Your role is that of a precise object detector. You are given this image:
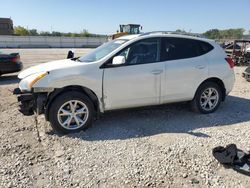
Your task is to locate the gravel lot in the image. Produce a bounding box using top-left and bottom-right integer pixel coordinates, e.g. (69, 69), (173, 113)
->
(0, 49), (250, 187)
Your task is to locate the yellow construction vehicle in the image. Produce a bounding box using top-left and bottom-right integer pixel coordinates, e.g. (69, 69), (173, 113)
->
(111, 24), (142, 40)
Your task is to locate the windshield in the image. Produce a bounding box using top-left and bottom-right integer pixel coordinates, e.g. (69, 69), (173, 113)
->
(79, 39), (128, 62)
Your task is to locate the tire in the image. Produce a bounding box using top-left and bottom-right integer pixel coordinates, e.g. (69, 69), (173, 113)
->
(48, 91), (94, 134)
(191, 82), (222, 114)
(245, 66), (250, 73)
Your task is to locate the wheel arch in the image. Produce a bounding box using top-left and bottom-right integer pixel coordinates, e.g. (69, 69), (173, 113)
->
(195, 77), (226, 101)
(45, 85), (100, 121)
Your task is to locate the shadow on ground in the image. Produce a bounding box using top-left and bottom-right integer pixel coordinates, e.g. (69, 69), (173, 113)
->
(0, 75), (19, 85)
(48, 95), (250, 141)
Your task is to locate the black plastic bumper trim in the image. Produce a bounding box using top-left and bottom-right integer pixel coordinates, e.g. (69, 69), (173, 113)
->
(13, 88), (21, 95)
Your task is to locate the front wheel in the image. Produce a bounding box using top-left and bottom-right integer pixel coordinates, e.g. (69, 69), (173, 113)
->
(191, 82), (222, 114)
(49, 91), (94, 134)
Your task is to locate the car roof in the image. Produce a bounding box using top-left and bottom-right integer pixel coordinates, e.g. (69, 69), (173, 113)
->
(118, 32), (214, 43)
(118, 34), (140, 40)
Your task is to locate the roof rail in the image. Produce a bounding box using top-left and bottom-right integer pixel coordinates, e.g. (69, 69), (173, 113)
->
(140, 31), (206, 38)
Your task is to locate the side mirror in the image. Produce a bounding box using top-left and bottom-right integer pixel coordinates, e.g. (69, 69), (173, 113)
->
(67, 50), (74, 59)
(112, 56), (125, 65)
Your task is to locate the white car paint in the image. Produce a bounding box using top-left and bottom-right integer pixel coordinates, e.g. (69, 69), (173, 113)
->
(18, 59), (82, 79)
(161, 54), (208, 103)
(103, 61), (165, 110)
(18, 33), (235, 113)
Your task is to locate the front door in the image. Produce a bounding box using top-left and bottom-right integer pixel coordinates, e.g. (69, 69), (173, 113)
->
(103, 38), (164, 110)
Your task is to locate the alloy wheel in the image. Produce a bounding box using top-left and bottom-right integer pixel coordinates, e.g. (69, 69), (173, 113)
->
(57, 100), (89, 130)
(200, 88), (219, 111)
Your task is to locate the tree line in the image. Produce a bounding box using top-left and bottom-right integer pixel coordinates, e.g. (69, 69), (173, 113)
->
(203, 28), (245, 39)
(176, 28), (246, 39)
(14, 25), (247, 39)
(14, 26), (105, 37)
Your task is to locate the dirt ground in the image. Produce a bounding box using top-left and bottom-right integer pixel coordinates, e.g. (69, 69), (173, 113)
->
(0, 49), (250, 187)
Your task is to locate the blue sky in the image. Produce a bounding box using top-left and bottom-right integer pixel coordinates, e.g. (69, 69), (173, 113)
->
(1, 0), (250, 34)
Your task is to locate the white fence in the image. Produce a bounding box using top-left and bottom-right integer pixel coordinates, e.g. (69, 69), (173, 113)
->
(0, 35), (108, 48)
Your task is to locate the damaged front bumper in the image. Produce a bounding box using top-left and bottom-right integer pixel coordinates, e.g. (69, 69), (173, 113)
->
(13, 88), (47, 116)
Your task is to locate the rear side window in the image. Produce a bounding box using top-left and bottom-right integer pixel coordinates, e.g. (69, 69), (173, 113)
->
(198, 41), (214, 55)
(161, 37), (214, 61)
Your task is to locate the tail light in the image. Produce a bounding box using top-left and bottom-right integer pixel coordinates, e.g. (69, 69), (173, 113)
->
(11, 56), (20, 63)
(225, 57), (234, 68)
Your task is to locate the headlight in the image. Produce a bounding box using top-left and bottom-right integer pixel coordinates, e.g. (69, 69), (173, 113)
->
(19, 72), (48, 92)
(29, 72), (48, 88)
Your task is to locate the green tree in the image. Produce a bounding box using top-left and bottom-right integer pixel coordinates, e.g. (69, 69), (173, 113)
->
(51, 31), (62, 36)
(203, 29), (220, 39)
(14, 25), (103, 37)
(175, 29), (186, 33)
(204, 28), (244, 39)
(14, 26), (29, 36)
(80, 29), (91, 37)
(63, 32), (72, 37)
(40, 31), (51, 36)
(29, 29), (38, 36)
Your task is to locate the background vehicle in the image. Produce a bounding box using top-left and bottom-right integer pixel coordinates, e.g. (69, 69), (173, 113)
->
(223, 40), (250, 66)
(14, 32), (235, 133)
(111, 24), (142, 39)
(0, 52), (23, 76)
(242, 66), (250, 81)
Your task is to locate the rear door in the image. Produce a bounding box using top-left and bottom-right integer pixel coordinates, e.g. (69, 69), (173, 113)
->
(160, 37), (209, 103)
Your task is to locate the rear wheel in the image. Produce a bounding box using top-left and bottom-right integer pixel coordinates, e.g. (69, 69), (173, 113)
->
(191, 82), (222, 114)
(49, 91), (94, 134)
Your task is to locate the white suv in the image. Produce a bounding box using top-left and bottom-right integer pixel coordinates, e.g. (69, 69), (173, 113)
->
(14, 32), (235, 133)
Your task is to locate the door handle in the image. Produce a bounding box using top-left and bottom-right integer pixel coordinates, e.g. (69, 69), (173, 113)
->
(195, 65), (206, 69)
(151, 70), (163, 75)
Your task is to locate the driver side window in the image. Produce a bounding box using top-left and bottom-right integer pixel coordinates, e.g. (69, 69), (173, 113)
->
(117, 38), (160, 65)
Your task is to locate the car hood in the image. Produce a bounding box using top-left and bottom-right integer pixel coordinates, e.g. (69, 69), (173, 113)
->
(18, 59), (84, 79)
